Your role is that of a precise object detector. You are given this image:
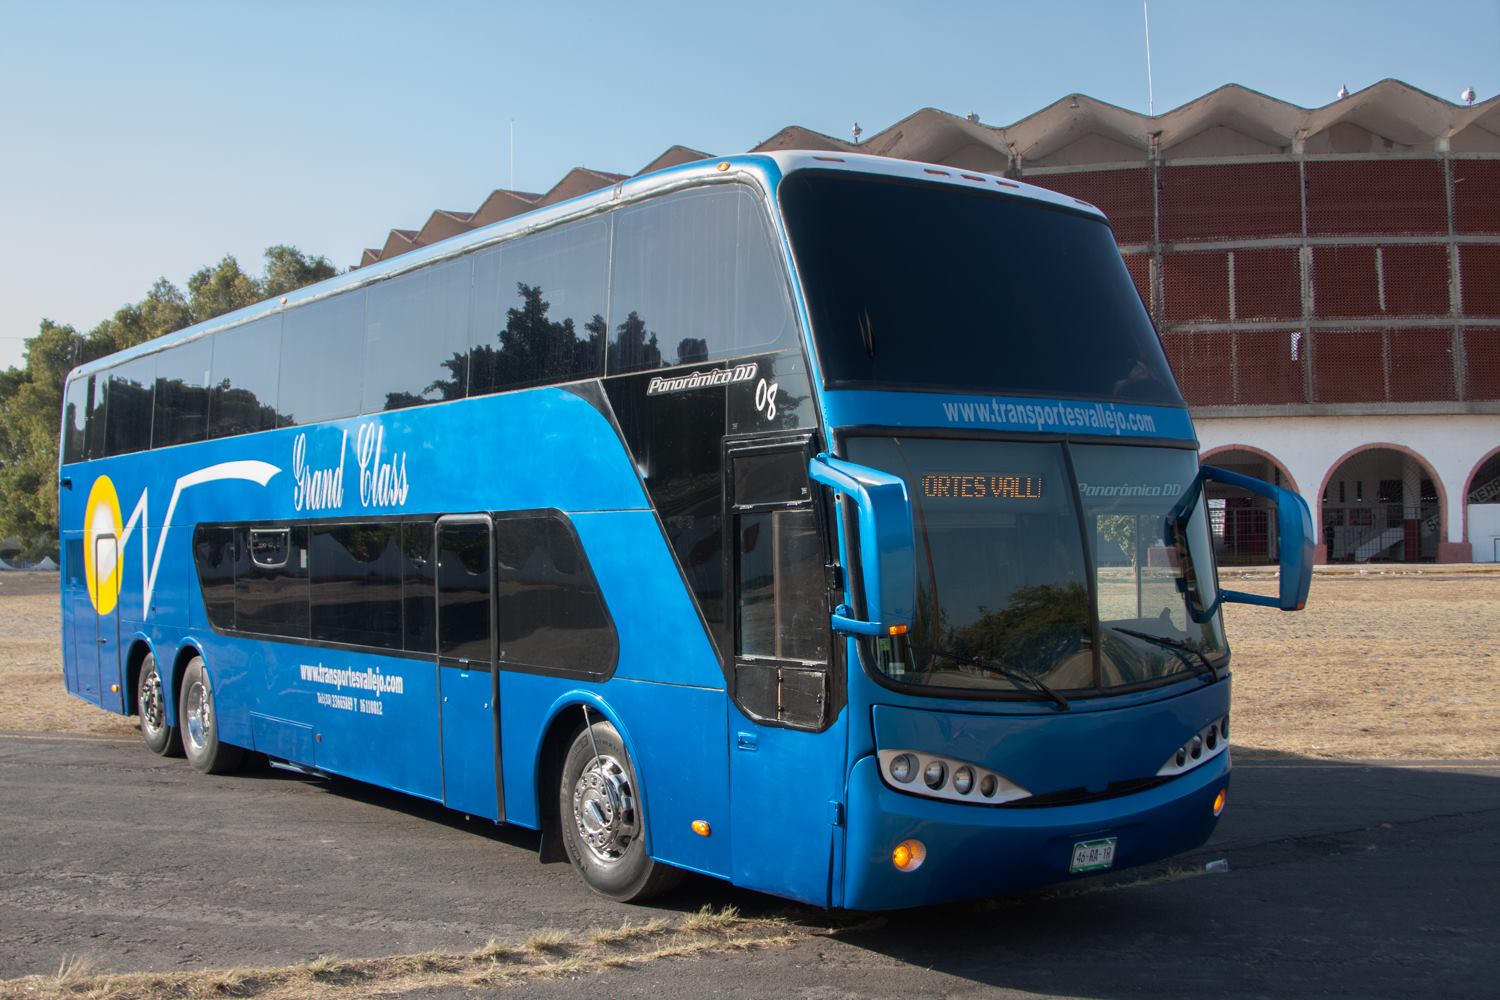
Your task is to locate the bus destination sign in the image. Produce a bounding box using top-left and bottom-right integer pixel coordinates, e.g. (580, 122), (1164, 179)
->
(921, 472), (1044, 500)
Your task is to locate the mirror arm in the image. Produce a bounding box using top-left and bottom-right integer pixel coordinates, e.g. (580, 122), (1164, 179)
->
(1216, 589), (1279, 609)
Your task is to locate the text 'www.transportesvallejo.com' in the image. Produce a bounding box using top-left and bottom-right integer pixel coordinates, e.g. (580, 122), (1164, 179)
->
(300, 663), (404, 716)
(941, 398), (1157, 435)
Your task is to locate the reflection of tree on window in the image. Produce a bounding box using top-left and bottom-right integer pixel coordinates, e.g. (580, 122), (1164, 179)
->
(677, 338), (708, 364)
(390, 283), (607, 407)
(610, 311), (662, 371)
(949, 583), (1090, 677)
(1096, 514), (1137, 567)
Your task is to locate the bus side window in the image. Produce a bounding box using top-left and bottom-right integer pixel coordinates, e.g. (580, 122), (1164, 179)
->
(606, 185), (797, 375)
(153, 337), (212, 448)
(62, 377), (89, 464)
(280, 294), (364, 426)
(234, 525), (309, 638)
(469, 219), (609, 396)
(364, 260), (472, 412)
(436, 520), (492, 663)
(192, 525), (236, 629)
(209, 316), (283, 438)
(401, 520), (436, 653)
(492, 512), (617, 678)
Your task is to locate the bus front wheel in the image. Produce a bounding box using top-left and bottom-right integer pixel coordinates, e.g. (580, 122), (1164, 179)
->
(559, 719), (682, 902)
(136, 652), (181, 757)
(179, 656), (244, 775)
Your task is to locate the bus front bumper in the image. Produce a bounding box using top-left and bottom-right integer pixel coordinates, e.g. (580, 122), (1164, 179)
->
(841, 750), (1229, 911)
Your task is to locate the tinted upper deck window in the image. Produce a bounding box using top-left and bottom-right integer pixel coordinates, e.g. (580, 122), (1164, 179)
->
(103, 356), (156, 456)
(607, 184), (797, 374)
(470, 218), (609, 394)
(153, 337), (212, 447)
(779, 172), (1182, 405)
(280, 294), (364, 425)
(209, 316), (282, 438)
(62, 376), (89, 464)
(364, 259), (471, 411)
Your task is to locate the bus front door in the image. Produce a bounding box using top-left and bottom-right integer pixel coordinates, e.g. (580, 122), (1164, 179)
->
(725, 439), (845, 907)
(435, 515), (504, 821)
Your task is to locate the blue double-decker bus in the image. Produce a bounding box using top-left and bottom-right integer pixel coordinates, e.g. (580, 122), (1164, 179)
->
(57, 152), (1312, 909)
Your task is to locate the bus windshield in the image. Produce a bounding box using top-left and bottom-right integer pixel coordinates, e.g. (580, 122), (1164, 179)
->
(780, 171), (1181, 405)
(845, 437), (1226, 697)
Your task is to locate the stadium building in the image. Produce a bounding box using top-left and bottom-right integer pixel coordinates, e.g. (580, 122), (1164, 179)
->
(359, 80), (1500, 564)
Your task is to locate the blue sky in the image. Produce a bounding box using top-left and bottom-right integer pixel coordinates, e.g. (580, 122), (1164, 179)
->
(1, 0), (1496, 370)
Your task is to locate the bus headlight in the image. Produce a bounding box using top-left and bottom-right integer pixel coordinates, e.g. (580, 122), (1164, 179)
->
(888, 753), (917, 783)
(877, 749), (1030, 805)
(1158, 716), (1230, 776)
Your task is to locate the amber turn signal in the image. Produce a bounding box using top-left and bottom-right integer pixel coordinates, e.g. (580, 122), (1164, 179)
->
(892, 839), (927, 872)
(691, 820), (712, 837)
(1213, 789), (1227, 816)
(888, 624), (909, 636)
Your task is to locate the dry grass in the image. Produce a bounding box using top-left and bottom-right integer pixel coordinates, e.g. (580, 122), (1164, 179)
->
(0, 907), (799, 1000)
(1222, 573), (1500, 759)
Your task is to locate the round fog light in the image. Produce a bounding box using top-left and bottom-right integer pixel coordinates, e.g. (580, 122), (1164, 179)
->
(892, 838), (927, 872)
(1190, 736), (1203, 759)
(952, 767), (975, 795)
(889, 753), (917, 783)
(923, 760), (947, 789)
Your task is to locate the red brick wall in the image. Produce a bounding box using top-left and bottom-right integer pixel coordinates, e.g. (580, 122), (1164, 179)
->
(1023, 168), (1153, 244)
(1024, 156), (1498, 405)
(1160, 163), (1301, 242)
(1305, 160), (1446, 236)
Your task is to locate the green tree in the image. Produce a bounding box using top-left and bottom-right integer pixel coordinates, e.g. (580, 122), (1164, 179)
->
(261, 245), (336, 300)
(0, 245), (337, 559)
(187, 255), (261, 323)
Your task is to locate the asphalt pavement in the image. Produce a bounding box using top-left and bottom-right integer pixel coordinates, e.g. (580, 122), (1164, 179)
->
(1, 732), (1496, 998)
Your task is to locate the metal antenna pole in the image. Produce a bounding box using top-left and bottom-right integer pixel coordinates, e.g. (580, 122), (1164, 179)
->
(1143, 0), (1155, 116)
(581, 704), (602, 770)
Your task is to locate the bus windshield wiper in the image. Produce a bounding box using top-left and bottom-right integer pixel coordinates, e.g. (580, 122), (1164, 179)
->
(1109, 627), (1220, 682)
(913, 644), (1070, 711)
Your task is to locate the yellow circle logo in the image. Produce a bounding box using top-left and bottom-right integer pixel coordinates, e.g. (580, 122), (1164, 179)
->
(83, 475), (124, 615)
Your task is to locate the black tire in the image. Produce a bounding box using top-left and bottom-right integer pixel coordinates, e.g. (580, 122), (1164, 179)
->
(178, 655), (244, 775)
(559, 720), (682, 902)
(136, 652), (182, 757)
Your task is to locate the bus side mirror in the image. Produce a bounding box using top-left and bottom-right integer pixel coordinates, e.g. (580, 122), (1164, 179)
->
(1199, 465), (1314, 613)
(808, 454), (915, 637)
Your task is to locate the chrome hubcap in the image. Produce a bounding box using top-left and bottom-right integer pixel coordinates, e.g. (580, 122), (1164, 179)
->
(572, 754), (637, 865)
(184, 680), (210, 751)
(140, 668), (164, 736)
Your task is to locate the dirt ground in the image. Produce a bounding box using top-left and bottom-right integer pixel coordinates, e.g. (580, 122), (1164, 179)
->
(1221, 570), (1499, 759)
(2, 570), (1496, 759)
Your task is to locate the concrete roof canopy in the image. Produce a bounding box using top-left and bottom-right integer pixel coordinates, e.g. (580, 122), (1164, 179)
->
(471, 189), (541, 229)
(537, 167), (628, 208)
(635, 145), (713, 175)
(415, 210), (476, 246)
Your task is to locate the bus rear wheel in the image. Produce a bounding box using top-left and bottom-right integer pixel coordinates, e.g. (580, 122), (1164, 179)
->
(559, 719), (682, 902)
(136, 652), (181, 757)
(179, 656), (244, 775)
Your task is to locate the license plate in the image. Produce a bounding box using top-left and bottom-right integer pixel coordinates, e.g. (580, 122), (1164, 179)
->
(1070, 837), (1117, 873)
